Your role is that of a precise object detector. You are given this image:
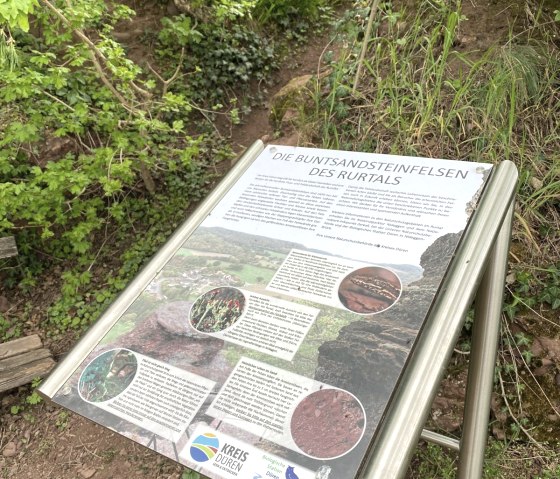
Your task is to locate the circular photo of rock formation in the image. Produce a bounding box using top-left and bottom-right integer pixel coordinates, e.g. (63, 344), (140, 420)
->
(189, 287), (246, 333)
(338, 266), (401, 314)
(290, 388), (366, 459)
(78, 349), (138, 403)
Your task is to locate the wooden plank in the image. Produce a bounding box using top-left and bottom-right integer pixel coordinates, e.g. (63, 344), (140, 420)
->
(0, 357), (56, 392)
(0, 335), (42, 360)
(0, 348), (52, 372)
(0, 236), (18, 259)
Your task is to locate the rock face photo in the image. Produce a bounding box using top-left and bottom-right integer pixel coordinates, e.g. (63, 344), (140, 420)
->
(338, 266), (401, 314)
(290, 388), (365, 459)
(315, 232), (461, 436)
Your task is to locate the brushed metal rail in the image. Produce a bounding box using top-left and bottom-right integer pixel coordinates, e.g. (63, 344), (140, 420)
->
(457, 203), (514, 478)
(420, 429), (460, 451)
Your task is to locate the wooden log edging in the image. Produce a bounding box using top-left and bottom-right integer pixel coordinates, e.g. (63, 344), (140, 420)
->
(0, 335), (56, 393)
(0, 236), (18, 259)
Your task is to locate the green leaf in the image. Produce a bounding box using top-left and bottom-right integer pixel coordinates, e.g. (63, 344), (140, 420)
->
(16, 12), (29, 31)
(172, 120), (184, 132)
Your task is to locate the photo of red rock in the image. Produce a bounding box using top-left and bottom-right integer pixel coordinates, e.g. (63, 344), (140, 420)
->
(290, 388), (365, 459)
(338, 266), (401, 314)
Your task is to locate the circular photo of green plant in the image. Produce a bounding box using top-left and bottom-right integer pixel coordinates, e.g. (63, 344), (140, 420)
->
(78, 349), (138, 403)
(189, 287), (246, 333)
(338, 266), (401, 314)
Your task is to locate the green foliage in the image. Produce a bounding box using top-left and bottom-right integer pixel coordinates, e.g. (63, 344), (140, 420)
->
(0, 0), (37, 32)
(182, 470), (200, 479)
(158, 14), (202, 50)
(254, 0), (327, 24)
(0, 0), (329, 340)
(55, 411), (69, 430)
(158, 22), (277, 100)
(7, 377), (43, 416)
(0, 311), (21, 339)
(213, 0), (258, 22)
(0, 0), (246, 339)
(187, 23), (274, 90)
(410, 443), (457, 478)
(504, 265), (560, 319)
(536, 265), (560, 310)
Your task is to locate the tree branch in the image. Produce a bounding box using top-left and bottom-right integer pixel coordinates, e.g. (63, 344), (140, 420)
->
(40, 0), (140, 114)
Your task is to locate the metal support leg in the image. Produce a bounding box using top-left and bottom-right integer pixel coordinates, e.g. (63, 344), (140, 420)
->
(360, 162), (518, 479)
(457, 203), (514, 478)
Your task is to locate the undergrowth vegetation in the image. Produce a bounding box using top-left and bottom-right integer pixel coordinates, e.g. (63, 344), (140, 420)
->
(297, 0), (559, 476)
(0, 0), (333, 341)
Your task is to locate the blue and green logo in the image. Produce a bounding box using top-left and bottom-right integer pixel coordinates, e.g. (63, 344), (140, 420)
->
(190, 433), (219, 462)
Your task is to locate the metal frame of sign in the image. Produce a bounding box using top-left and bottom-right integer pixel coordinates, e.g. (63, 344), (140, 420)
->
(361, 158), (517, 479)
(39, 140), (518, 479)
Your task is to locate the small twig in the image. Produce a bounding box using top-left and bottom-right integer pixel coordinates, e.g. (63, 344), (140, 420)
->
(130, 81), (152, 100)
(76, 440), (102, 459)
(196, 108), (222, 138)
(497, 367), (544, 449)
(147, 47), (186, 97)
(317, 35), (337, 80)
(352, 0), (382, 95)
(505, 20), (558, 46)
(501, 323), (525, 417)
(453, 348), (470, 355)
(40, 90), (75, 111)
(75, 133), (93, 152)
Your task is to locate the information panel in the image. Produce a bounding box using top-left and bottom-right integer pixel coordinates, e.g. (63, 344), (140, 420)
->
(48, 145), (492, 479)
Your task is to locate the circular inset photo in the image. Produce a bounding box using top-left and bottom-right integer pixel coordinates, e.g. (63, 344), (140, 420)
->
(338, 266), (401, 314)
(78, 349), (137, 403)
(189, 287), (246, 333)
(290, 388), (366, 460)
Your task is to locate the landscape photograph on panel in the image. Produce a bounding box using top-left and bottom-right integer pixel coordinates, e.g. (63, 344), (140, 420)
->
(51, 145), (492, 479)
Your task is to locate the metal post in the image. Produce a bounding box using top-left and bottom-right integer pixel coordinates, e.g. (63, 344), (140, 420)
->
(359, 161), (518, 479)
(457, 203), (514, 478)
